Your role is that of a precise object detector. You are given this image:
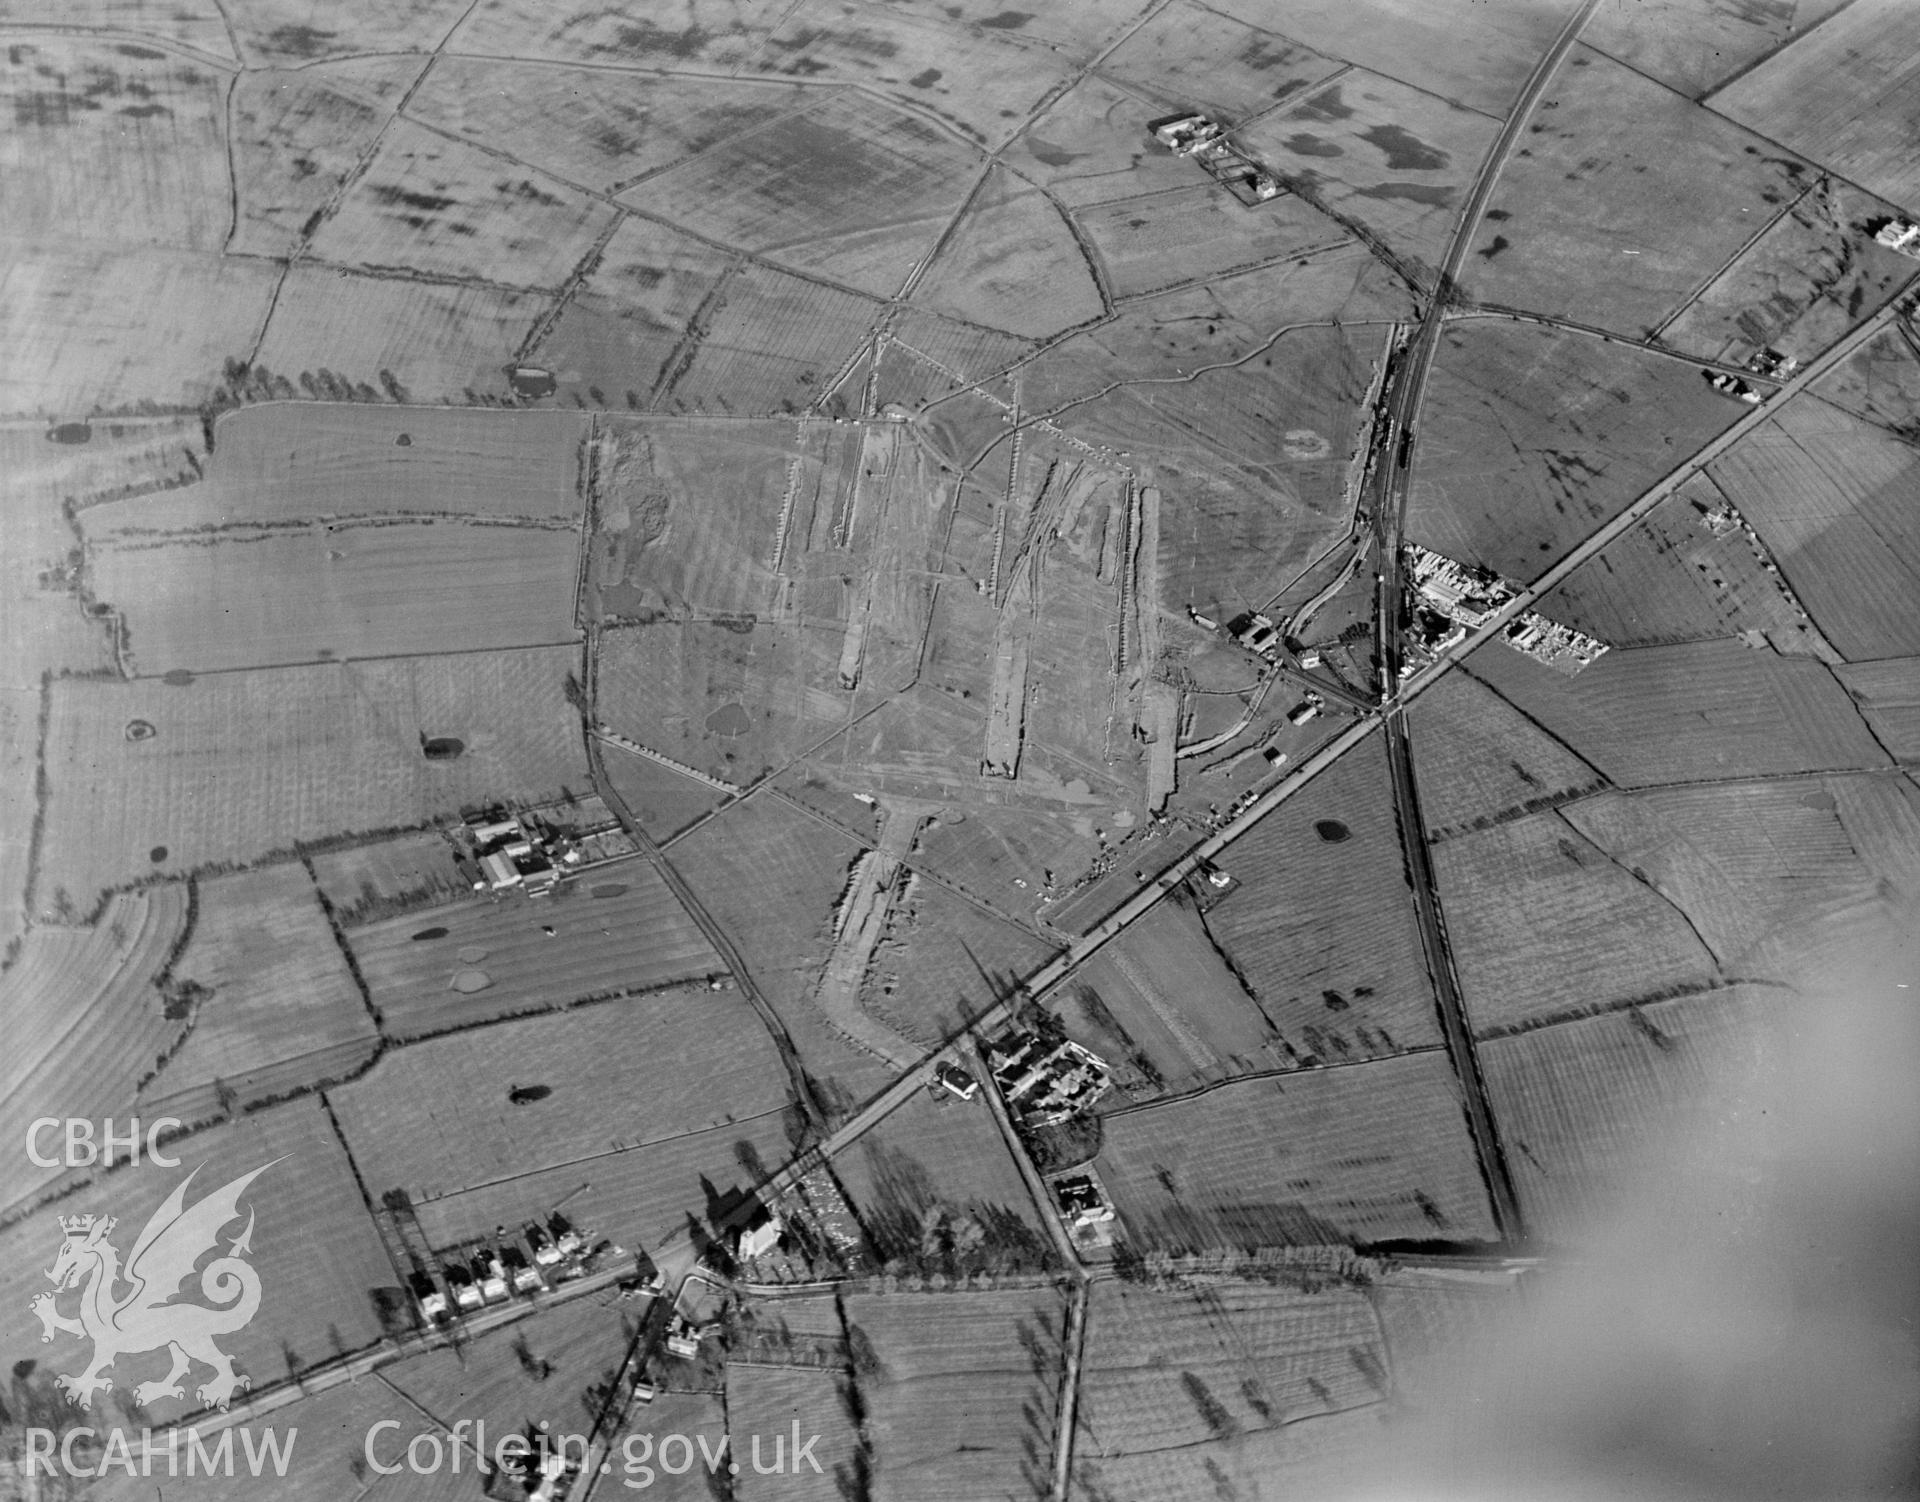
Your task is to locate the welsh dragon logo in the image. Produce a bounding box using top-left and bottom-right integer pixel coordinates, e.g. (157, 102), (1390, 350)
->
(29, 1161), (278, 1411)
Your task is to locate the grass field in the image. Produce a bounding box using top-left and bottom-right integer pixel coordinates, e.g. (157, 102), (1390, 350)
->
(1837, 657), (1920, 758)
(330, 985), (791, 1201)
(142, 864), (375, 1122)
(842, 1286), (1067, 1502)
(1817, 326), (1920, 440)
(1076, 1279), (1383, 1466)
(252, 263), (544, 406)
(82, 404), (587, 528)
(834, 1085), (1053, 1272)
(308, 118), (618, 291)
(1405, 320), (1739, 584)
(1583, 0), (1848, 99)
(1201, 736), (1444, 1065)
(1099, 2), (1341, 119)
(1072, 185), (1343, 304)
(1093, 1050), (1496, 1250)
(1562, 775), (1920, 968)
(228, 66), (397, 258)
(410, 61), (815, 194)
(452, 0), (779, 69)
(1463, 638), (1887, 788)
(0, 1097), (395, 1425)
(1532, 473), (1827, 654)
(347, 869), (720, 1036)
(1371, 1264), (1522, 1404)
(383, 1294), (640, 1437)
(1073, 1401), (1388, 1502)
(309, 830), (469, 924)
(1408, 665), (1606, 841)
(726, 1363), (864, 1502)
(1711, 0), (1920, 214)
(1011, 74), (1214, 210)
(1432, 808), (1721, 1036)
(662, 263), (881, 415)
(1707, 398), (1920, 659)
(599, 742), (729, 841)
(1, 883), (189, 1216)
(0, 247), (280, 413)
(1482, 982), (1793, 1243)
(861, 876), (1053, 1047)
(913, 167), (1106, 338)
(631, 90), (980, 301)
(1460, 46), (1815, 334)
(93, 522), (580, 673)
(1235, 67), (1502, 271)
(36, 646), (589, 912)
(1657, 178), (1914, 365)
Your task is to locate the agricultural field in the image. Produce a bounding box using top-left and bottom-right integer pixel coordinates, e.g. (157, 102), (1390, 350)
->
(1074, 1402), (1390, 1502)
(912, 168), (1106, 338)
(1370, 1264), (1523, 1404)
(1070, 901), (1282, 1094)
(1200, 736), (1445, 1065)
(604, 1391), (733, 1502)
(1836, 657), (1920, 759)
(1407, 665), (1607, 841)
(842, 1285), (1068, 1502)
(1707, 398), (1920, 659)
(1482, 981), (1794, 1243)
(328, 987), (792, 1202)
(631, 90), (981, 302)
(1093, 1050), (1497, 1251)
(1098, 1), (1342, 121)
(35, 646), (589, 911)
(92, 522), (580, 674)
(1460, 47), (1817, 335)
(599, 743), (729, 842)
(1463, 636), (1887, 789)
(1, 883), (189, 1217)
(1010, 74), (1219, 210)
(1529, 473), (1832, 656)
(346, 870), (720, 1036)
(1710, 0), (1920, 214)
(1235, 67), (1503, 272)
(1431, 806), (1722, 1037)
(1075, 1279), (1385, 1481)
(1405, 320), (1739, 584)
(1656, 178), (1914, 365)
(1561, 775), (1920, 972)
(834, 1085), (1054, 1273)
(859, 876), (1053, 1047)
(1072, 185), (1342, 305)
(0, 1098), (395, 1426)
(141, 864), (375, 1124)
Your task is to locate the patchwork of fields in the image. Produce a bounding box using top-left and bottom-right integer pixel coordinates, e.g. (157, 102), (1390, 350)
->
(8, 0), (1919, 1494)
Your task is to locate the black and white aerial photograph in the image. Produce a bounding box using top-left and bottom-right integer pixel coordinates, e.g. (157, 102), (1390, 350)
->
(2, 0), (1916, 1498)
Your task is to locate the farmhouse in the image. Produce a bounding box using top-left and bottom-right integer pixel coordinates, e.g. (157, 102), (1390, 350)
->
(988, 1033), (1112, 1126)
(462, 810), (576, 894)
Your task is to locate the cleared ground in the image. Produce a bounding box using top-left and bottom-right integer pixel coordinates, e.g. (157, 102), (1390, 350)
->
(347, 870), (720, 1036)
(142, 864), (375, 1123)
(36, 646), (589, 912)
(1093, 1050), (1497, 1250)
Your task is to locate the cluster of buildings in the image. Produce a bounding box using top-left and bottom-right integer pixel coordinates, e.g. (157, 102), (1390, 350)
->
(1406, 544), (1609, 675)
(1150, 113), (1283, 206)
(1051, 1170), (1118, 1253)
(412, 1211), (613, 1324)
(987, 1032), (1112, 1126)
(458, 811), (582, 896)
(1875, 218), (1920, 258)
